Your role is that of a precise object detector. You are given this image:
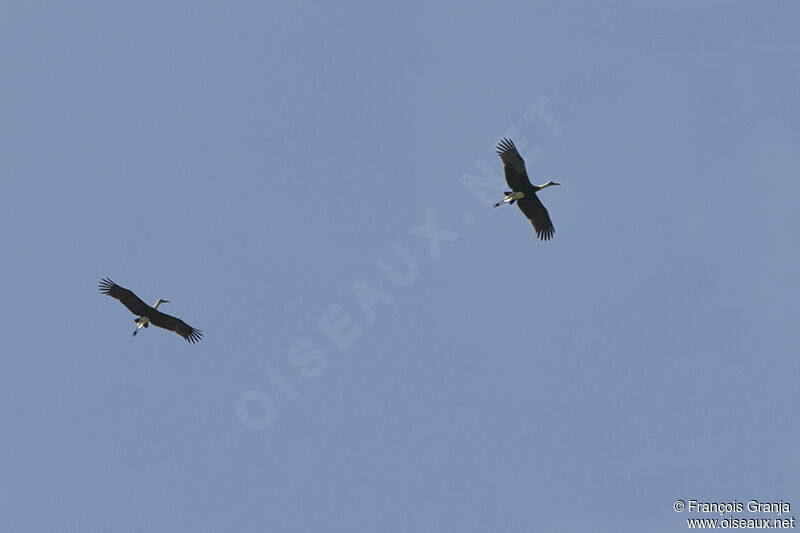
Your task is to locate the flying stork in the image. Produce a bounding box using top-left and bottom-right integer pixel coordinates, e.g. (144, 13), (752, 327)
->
(99, 278), (203, 343)
(493, 138), (561, 241)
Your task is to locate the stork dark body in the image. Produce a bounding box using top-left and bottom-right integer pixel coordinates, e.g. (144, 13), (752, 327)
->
(493, 138), (560, 241)
(99, 278), (203, 343)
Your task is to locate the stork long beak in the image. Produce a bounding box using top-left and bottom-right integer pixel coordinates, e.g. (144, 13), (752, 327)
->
(162, 300), (170, 304)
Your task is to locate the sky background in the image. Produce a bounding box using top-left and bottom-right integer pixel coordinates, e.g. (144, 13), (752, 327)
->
(2, 1), (799, 532)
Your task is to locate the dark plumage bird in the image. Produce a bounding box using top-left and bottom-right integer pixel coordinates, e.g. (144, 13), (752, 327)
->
(99, 278), (203, 343)
(493, 138), (561, 241)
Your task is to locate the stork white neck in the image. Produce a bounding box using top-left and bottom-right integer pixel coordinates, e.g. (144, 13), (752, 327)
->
(535, 180), (561, 191)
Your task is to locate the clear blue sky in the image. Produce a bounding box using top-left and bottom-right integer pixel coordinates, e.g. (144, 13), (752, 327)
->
(2, 2), (799, 532)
